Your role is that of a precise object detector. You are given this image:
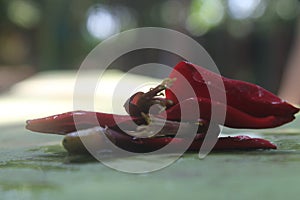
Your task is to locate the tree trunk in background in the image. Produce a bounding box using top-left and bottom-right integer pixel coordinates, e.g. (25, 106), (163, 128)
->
(279, 17), (300, 105)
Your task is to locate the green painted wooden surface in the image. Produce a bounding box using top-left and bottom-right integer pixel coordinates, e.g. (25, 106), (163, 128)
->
(0, 71), (299, 199)
(0, 115), (300, 200)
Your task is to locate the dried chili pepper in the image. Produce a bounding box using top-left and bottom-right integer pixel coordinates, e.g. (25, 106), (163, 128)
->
(26, 111), (145, 134)
(160, 98), (296, 128)
(62, 127), (276, 154)
(26, 107), (277, 152)
(165, 61), (299, 126)
(26, 110), (209, 135)
(127, 61), (299, 128)
(26, 60), (299, 153)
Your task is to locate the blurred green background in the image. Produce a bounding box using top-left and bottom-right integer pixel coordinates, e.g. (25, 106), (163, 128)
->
(1, 2), (300, 199)
(0, 0), (299, 93)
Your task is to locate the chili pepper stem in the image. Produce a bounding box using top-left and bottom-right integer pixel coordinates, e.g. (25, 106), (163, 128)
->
(124, 78), (176, 117)
(136, 77), (176, 108)
(141, 112), (151, 125)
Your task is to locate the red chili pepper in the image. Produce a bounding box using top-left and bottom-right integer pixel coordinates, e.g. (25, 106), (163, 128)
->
(165, 61), (299, 126)
(160, 97), (296, 128)
(62, 127), (276, 154)
(188, 135), (276, 151)
(26, 60), (298, 152)
(26, 110), (210, 135)
(26, 108), (278, 152)
(104, 129), (276, 152)
(26, 111), (145, 134)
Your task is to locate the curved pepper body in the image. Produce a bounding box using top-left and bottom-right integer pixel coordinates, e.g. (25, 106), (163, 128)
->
(26, 111), (145, 134)
(27, 61), (298, 152)
(165, 61), (299, 128)
(62, 128), (276, 154)
(106, 130), (277, 152)
(161, 98), (295, 128)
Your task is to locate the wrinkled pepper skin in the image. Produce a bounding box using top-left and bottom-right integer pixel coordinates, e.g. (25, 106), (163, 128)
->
(105, 130), (277, 152)
(62, 127), (276, 154)
(165, 61), (299, 128)
(105, 131), (277, 152)
(161, 98), (295, 128)
(26, 111), (145, 134)
(26, 110), (277, 152)
(26, 111), (209, 135)
(27, 60), (300, 152)
(107, 132), (277, 153)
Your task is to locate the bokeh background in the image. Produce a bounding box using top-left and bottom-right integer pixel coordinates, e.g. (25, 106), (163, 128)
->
(0, 0), (300, 101)
(1, 2), (300, 199)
